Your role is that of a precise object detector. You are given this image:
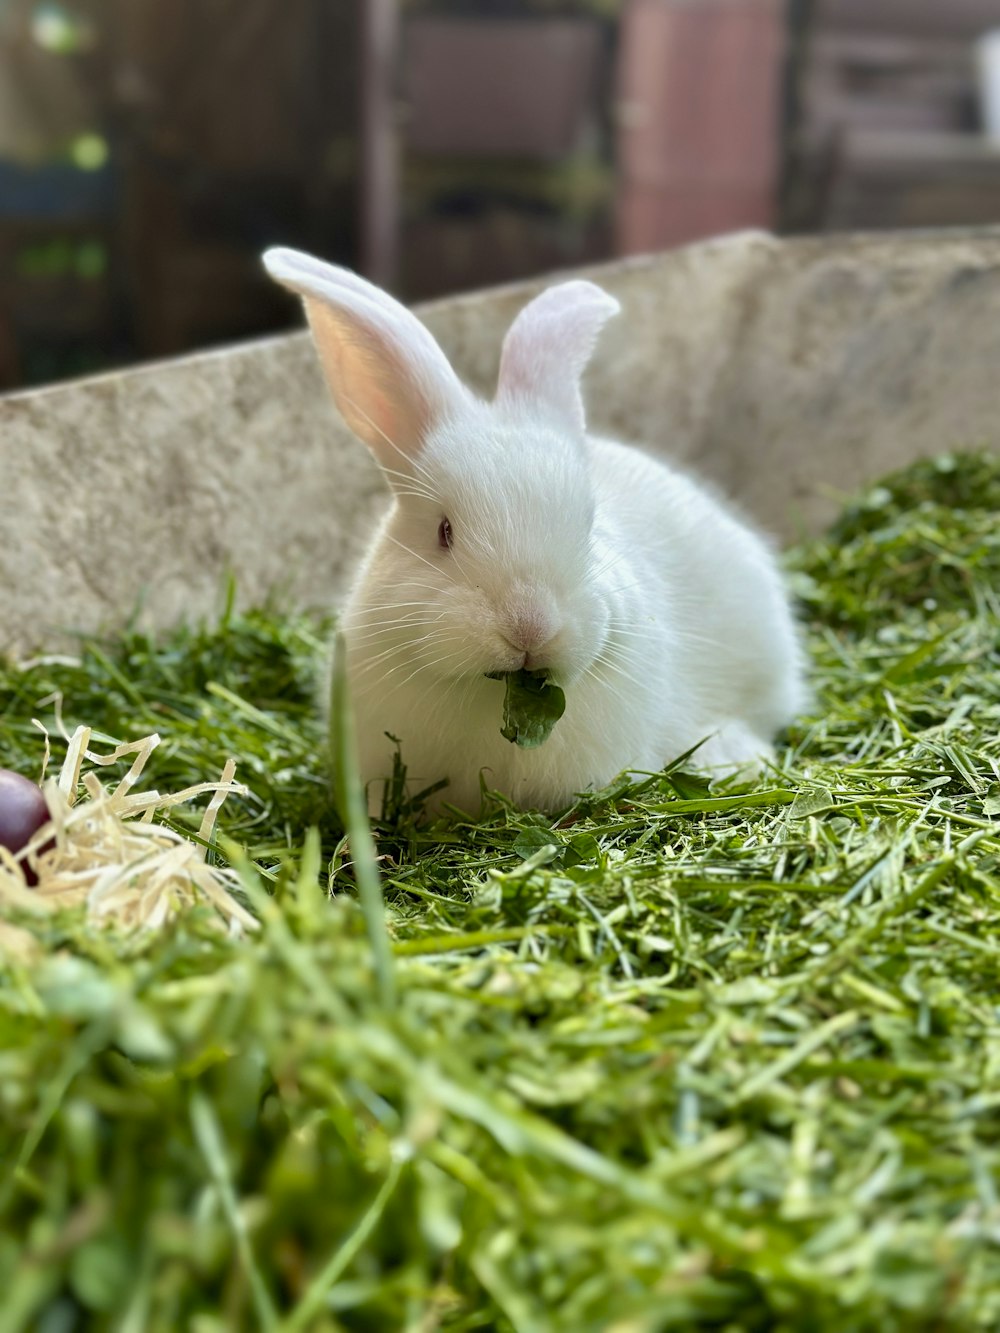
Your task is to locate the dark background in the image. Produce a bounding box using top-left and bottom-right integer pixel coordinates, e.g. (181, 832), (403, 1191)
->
(3, 0), (1000, 392)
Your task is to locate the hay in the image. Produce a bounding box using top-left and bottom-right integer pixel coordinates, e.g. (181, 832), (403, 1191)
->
(0, 723), (254, 953)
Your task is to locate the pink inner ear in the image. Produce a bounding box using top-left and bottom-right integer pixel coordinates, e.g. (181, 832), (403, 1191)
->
(262, 248), (472, 472)
(335, 335), (424, 454)
(307, 303), (437, 467)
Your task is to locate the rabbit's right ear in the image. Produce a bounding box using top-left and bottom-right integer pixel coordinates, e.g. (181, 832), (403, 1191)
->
(263, 248), (468, 469)
(497, 280), (619, 435)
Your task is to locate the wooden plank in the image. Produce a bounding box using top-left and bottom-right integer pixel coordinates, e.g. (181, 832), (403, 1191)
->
(824, 128), (1000, 230)
(360, 0), (400, 288)
(815, 0), (1000, 40)
(832, 127), (1000, 171)
(801, 31), (974, 133)
(615, 0), (784, 252)
(403, 17), (604, 160)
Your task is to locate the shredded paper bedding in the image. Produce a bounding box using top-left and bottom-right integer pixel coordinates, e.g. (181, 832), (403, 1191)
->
(0, 723), (254, 957)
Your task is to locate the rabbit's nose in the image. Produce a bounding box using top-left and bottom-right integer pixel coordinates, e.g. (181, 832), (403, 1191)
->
(503, 611), (559, 659)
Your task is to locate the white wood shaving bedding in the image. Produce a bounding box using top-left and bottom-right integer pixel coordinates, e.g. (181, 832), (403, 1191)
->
(0, 724), (255, 957)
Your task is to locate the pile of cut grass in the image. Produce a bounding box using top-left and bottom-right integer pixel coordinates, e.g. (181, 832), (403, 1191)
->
(1, 452), (999, 1332)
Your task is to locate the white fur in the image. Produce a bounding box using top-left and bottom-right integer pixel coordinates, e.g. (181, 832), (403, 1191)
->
(263, 248), (807, 816)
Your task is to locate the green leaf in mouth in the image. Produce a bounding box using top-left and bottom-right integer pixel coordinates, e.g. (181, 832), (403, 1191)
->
(485, 669), (567, 749)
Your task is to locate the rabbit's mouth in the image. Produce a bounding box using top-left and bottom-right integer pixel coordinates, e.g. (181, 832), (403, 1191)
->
(484, 669), (567, 749)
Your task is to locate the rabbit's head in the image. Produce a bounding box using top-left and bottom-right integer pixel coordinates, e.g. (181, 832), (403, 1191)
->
(264, 249), (620, 687)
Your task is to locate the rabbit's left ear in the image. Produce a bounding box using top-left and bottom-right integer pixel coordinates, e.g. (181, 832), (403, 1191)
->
(496, 280), (620, 434)
(263, 247), (469, 471)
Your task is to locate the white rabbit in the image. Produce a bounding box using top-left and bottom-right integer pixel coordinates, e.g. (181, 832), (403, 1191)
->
(263, 247), (806, 816)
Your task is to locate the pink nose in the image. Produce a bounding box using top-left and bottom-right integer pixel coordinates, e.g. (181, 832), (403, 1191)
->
(505, 612), (555, 656)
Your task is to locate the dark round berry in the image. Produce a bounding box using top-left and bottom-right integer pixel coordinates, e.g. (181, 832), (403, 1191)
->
(0, 768), (51, 886)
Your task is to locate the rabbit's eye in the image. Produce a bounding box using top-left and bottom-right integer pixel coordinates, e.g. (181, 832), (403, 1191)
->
(438, 517), (453, 550)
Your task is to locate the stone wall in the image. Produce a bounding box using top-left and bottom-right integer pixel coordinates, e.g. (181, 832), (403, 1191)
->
(3, 227), (1000, 651)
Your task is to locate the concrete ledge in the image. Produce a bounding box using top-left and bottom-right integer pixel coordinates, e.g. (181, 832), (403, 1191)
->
(3, 227), (1000, 651)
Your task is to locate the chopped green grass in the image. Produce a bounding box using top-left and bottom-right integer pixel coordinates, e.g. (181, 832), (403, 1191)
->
(1, 451), (999, 1330)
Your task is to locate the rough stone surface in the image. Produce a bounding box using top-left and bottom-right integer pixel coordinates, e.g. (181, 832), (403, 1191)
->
(697, 229), (1000, 538)
(3, 227), (1000, 650)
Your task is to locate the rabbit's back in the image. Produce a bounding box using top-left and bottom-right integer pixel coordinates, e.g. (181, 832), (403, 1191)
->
(589, 435), (805, 750)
